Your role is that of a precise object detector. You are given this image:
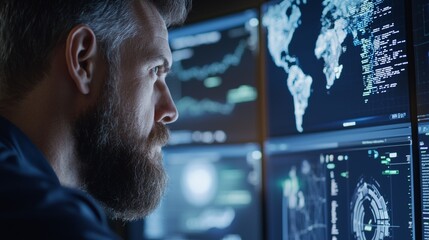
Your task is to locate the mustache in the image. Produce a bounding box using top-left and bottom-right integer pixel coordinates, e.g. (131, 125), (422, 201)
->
(148, 123), (170, 146)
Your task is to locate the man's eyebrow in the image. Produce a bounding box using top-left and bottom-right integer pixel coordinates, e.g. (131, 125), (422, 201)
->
(136, 43), (172, 72)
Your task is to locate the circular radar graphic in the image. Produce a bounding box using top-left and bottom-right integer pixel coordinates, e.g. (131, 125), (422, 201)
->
(351, 177), (390, 240)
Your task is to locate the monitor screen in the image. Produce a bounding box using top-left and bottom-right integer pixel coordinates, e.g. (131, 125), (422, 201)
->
(417, 122), (429, 240)
(143, 144), (262, 240)
(413, 0), (429, 121)
(167, 10), (260, 145)
(265, 123), (415, 239)
(412, 0), (429, 238)
(262, 0), (410, 136)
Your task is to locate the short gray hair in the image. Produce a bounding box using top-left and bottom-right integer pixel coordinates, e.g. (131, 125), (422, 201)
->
(0, 0), (191, 104)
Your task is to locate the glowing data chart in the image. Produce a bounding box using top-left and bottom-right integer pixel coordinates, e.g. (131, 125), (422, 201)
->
(167, 10), (260, 145)
(417, 123), (429, 239)
(144, 144), (263, 240)
(351, 177), (391, 240)
(280, 158), (327, 240)
(265, 125), (415, 239)
(413, 0), (429, 238)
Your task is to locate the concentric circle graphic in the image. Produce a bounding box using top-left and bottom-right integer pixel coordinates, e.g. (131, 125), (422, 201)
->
(351, 177), (390, 240)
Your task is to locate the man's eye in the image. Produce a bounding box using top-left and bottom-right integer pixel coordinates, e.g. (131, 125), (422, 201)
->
(151, 64), (169, 77)
(152, 66), (159, 75)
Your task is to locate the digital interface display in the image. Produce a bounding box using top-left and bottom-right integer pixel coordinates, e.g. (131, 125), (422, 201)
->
(263, 0), (410, 136)
(413, 0), (429, 238)
(413, 0), (429, 121)
(265, 124), (415, 239)
(417, 123), (429, 239)
(131, 0), (422, 239)
(167, 10), (260, 145)
(144, 144), (262, 240)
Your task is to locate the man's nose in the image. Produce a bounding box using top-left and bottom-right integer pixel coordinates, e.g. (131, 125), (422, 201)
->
(155, 81), (179, 124)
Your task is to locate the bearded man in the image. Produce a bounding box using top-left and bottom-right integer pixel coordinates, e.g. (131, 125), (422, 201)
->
(0, 0), (191, 238)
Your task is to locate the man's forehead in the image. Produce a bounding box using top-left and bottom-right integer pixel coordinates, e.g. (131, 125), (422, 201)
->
(132, 0), (168, 37)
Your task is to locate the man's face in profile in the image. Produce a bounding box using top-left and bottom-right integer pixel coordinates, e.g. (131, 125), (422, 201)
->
(73, 0), (177, 220)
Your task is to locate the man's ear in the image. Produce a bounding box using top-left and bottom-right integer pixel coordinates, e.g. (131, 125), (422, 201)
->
(65, 24), (98, 95)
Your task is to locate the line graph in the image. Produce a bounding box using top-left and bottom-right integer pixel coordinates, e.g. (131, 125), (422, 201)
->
(176, 96), (236, 117)
(171, 40), (248, 81)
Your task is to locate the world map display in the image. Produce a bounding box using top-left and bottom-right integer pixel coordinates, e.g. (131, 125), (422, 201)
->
(263, 0), (410, 136)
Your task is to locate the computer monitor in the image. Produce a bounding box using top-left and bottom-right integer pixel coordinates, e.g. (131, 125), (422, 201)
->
(265, 124), (415, 239)
(413, 0), (429, 120)
(143, 144), (262, 240)
(262, 0), (410, 136)
(167, 10), (260, 145)
(412, 0), (429, 238)
(417, 122), (429, 240)
(263, 0), (416, 238)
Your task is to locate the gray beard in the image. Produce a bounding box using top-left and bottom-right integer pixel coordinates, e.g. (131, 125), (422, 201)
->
(72, 77), (168, 221)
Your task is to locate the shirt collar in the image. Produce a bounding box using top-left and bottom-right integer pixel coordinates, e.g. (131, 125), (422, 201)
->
(0, 116), (60, 184)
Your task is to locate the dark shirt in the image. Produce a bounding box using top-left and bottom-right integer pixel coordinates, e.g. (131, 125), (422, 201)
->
(0, 117), (120, 239)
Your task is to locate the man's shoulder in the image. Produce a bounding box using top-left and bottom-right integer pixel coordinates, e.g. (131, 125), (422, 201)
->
(0, 139), (120, 239)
